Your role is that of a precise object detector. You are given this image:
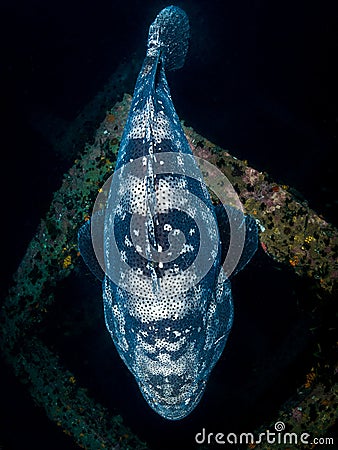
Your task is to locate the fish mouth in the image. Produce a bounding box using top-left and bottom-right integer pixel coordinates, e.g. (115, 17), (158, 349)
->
(138, 377), (206, 420)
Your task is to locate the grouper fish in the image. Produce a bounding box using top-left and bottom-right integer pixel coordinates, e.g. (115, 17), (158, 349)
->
(78, 5), (258, 420)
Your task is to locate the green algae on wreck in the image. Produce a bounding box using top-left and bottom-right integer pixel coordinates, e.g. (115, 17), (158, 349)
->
(184, 126), (337, 295)
(1, 95), (148, 450)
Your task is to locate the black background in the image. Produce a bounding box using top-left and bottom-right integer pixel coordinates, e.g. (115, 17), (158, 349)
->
(1, 0), (337, 448)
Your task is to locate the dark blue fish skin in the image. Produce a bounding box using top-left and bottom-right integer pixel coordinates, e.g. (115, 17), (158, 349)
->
(78, 5), (257, 420)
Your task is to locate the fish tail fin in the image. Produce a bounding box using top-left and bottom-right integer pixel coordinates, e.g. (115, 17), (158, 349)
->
(147, 5), (190, 71)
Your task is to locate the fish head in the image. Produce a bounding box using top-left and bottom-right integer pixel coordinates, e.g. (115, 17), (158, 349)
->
(130, 310), (210, 421)
(106, 270), (233, 421)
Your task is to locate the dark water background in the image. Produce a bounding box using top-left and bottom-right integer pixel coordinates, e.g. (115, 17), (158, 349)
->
(1, 0), (337, 448)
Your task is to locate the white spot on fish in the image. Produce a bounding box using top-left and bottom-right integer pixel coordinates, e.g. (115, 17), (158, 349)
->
(124, 235), (132, 247)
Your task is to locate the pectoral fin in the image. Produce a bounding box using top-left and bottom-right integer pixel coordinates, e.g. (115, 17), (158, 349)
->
(78, 219), (105, 281)
(214, 203), (258, 277)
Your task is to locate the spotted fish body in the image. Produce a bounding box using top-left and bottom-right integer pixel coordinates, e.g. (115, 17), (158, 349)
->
(79, 5), (258, 420)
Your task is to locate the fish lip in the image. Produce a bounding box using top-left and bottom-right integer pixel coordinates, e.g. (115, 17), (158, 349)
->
(145, 393), (200, 420)
(139, 380), (206, 420)
(153, 403), (195, 421)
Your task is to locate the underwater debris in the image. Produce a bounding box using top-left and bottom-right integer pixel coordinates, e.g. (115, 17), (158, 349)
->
(1, 93), (336, 448)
